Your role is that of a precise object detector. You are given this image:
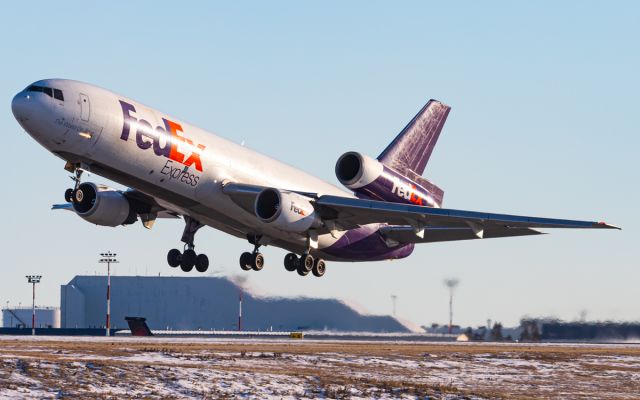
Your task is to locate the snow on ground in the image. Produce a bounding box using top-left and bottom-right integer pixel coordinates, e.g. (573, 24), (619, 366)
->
(0, 337), (638, 399)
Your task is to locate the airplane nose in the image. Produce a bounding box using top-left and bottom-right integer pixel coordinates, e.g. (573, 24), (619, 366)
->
(11, 91), (31, 122)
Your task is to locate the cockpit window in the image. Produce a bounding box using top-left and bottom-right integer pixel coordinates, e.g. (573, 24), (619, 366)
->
(27, 85), (44, 93)
(27, 85), (64, 101)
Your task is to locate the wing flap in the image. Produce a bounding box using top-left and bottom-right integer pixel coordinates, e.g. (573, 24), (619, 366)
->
(380, 225), (544, 244)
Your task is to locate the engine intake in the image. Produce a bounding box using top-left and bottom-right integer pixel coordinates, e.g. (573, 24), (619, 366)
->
(254, 188), (320, 233)
(72, 183), (137, 227)
(335, 151), (384, 189)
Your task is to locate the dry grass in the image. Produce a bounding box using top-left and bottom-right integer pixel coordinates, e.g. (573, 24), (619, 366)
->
(0, 338), (638, 399)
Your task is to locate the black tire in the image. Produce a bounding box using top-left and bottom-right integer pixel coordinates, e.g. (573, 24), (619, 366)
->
(284, 253), (298, 272)
(240, 252), (252, 271)
(180, 249), (197, 272)
(167, 249), (181, 268)
(312, 259), (326, 277)
(64, 188), (74, 202)
(252, 253), (264, 271)
(195, 254), (209, 273)
(301, 254), (314, 272)
(296, 260), (310, 276)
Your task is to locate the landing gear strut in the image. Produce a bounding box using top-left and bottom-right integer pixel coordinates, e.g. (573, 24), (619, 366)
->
(239, 235), (265, 272)
(64, 166), (84, 203)
(167, 216), (209, 273)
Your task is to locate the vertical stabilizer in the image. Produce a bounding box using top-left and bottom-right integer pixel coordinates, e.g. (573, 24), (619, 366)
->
(377, 99), (450, 176)
(125, 316), (153, 336)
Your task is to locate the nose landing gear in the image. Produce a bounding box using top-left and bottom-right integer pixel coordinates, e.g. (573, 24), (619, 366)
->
(167, 216), (209, 273)
(63, 166), (85, 203)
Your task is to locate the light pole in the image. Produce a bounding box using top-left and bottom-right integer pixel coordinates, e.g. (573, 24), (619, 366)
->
(238, 288), (243, 331)
(26, 275), (42, 336)
(391, 295), (397, 317)
(99, 252), (118, 336)
(443, 278), (459, 334)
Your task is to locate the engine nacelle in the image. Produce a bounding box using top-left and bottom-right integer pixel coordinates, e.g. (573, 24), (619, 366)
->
(254, 188), (320, 233)
(335, 151), (384, 189)
(72, 183), (137, 227)
(335, 151), (444, 207)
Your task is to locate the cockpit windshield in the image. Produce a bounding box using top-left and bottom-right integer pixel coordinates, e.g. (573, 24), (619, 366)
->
(27, 85), (64, 101)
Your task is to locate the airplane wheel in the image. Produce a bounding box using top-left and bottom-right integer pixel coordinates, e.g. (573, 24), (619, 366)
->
(301, 254), (314, 272)
(195, 254), (209, 273)
(240, 252), (252, 271)
(284, 253), (298, 272)
(312, 259), (326, 277)
(296, 259), (310, 276)
(252, 252), (264, 271)
(64, 188), (74, 202)
(167, 249), (181, 268)
(181, 249), (196, 272)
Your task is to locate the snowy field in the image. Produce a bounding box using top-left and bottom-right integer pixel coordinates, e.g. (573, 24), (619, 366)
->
(0, 336), (639, 399)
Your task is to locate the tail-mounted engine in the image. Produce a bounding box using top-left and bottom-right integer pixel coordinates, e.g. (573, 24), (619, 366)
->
(335, 151), (444, 207)
(72, 182), (137, 227)
(254, 188), (321, 233)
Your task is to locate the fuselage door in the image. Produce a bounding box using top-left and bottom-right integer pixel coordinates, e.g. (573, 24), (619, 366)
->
(79, 93), (90, 121)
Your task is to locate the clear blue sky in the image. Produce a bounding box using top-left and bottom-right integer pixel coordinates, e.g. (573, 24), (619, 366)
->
(1, 1), (637, 328)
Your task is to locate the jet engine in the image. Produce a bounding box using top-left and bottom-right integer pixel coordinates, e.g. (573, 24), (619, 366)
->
(335, 151), (444, 207)
(254, 188), (321, 233)
(72, 182), (137, 227)
(335, 151), (384, 189)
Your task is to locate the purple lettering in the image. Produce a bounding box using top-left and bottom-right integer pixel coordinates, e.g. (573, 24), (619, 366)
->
(119, 100), (137, 141)
(135, 119), (154, 150)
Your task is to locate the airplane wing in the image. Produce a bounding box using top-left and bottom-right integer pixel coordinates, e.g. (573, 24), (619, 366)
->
(314, 195), (619, 240)
(223, 183), (618, 242)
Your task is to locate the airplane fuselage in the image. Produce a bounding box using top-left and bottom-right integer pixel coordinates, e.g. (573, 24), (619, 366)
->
(12, 79), (414, 262)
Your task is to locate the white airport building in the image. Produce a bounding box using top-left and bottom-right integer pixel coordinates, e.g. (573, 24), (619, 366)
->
(60, 275), (414, 332)
(2, 307), (60, 329)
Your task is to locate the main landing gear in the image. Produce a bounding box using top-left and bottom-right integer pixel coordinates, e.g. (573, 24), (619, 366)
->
(237, 235), (327, 277)
(239, 235), (265, 272)
(237, 235), (326, 277)
(167, 216), (209, 273)
(284, 252), (326, 278)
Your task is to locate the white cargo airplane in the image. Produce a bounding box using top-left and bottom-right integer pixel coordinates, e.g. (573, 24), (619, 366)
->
(11, 79), (618, 277)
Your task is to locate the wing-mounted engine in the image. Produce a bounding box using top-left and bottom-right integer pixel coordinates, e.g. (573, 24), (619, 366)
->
(335, 151), (444, 207)
(254, 188), (321, 233)
(72, 182), (137, 227)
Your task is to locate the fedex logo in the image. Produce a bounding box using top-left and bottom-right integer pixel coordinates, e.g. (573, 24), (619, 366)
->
(391, 177), (424, 206)
(119, 100), (205, 172)
(290, 202), (307, 216)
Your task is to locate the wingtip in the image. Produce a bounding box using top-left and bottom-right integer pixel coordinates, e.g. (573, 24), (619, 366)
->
(597, 221), (621, 230)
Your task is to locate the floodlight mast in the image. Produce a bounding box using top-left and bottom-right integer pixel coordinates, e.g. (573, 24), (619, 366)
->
(26, 275), (42, 336)
(99, 252), (118, 337)
(391, 295), (397, 317)
(444, 278), (459, 334)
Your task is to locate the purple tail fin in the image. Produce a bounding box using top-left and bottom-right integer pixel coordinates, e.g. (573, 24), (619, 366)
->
(377, 99), (450, 176)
